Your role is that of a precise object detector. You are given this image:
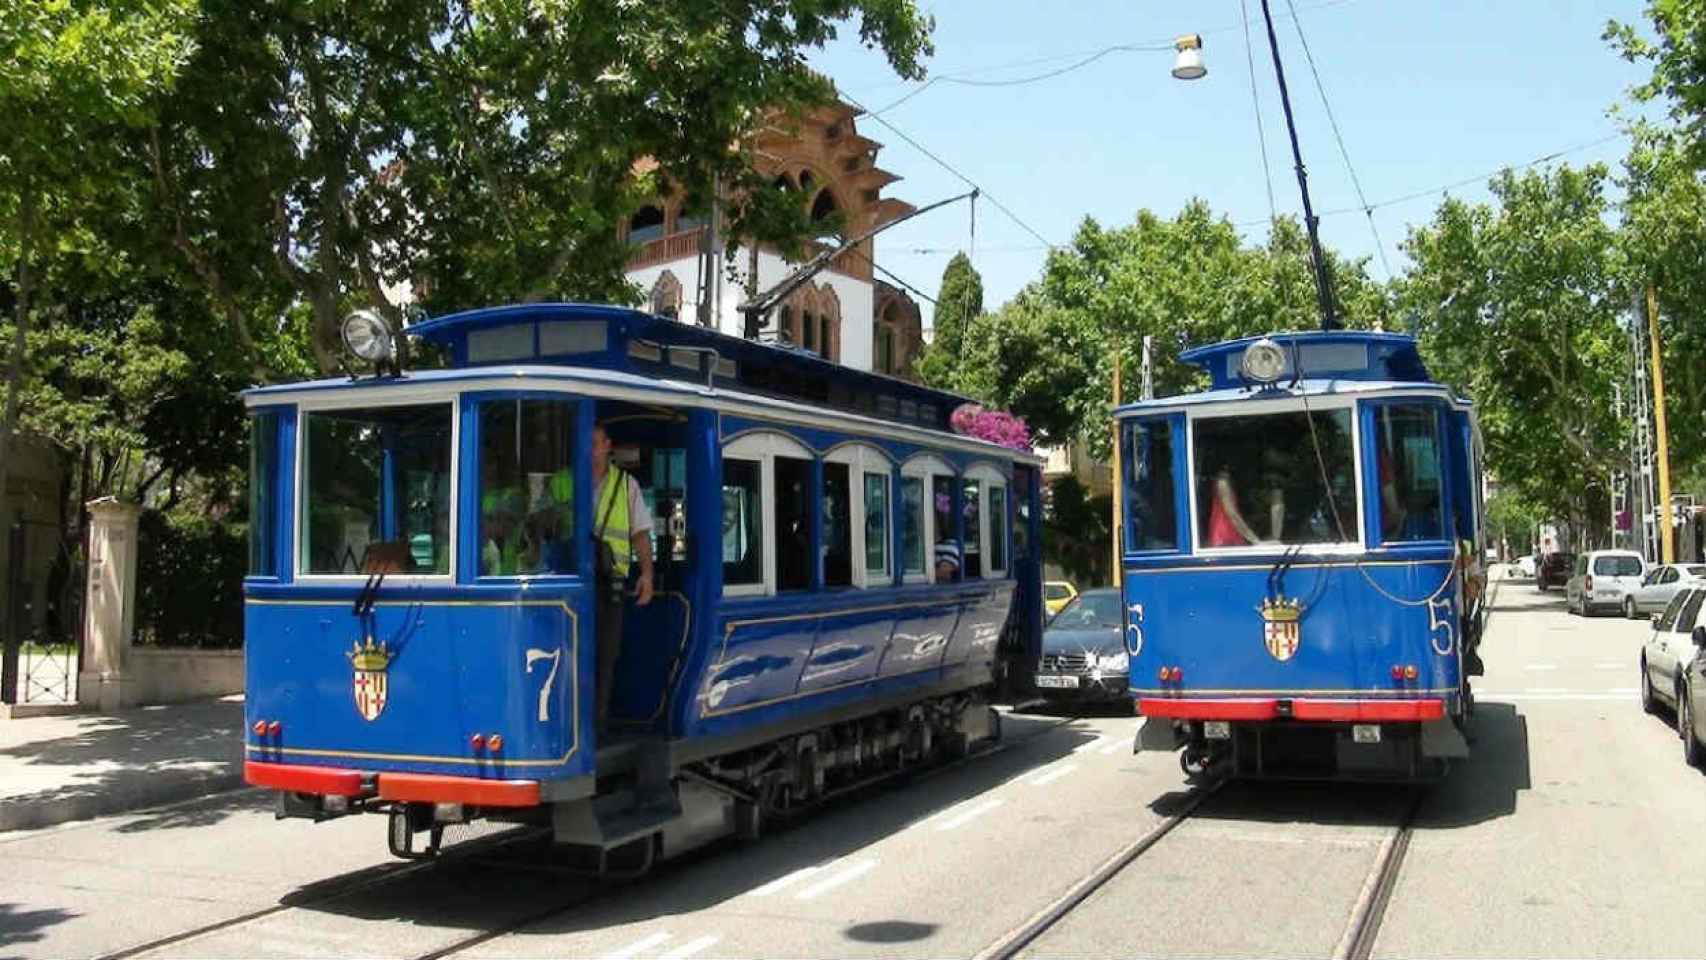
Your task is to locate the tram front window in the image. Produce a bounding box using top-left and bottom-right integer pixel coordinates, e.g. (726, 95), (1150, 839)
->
(1193, 408), (1359, 548)
(300, 404), (453, 575)
(477, 399), (577, 576)
(1373, 404), (1446, 542)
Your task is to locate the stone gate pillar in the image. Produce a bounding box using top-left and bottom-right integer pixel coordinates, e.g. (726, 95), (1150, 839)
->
(78, 497), (141, 712)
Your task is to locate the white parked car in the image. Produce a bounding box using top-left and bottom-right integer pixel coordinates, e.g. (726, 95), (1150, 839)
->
(1516, 554), (1537, 578)
(1628, 563), (1706, 619)
(1642, 585), (1706, 716)
(1565, 550), (1646, 617)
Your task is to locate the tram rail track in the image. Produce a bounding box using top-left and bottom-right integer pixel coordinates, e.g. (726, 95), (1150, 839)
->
(975, 778), (1427, 960)
(96, 708), (1080, 960)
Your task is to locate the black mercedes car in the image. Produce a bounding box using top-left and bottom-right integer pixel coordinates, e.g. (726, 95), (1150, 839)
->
(1033, 588), (1129, 705)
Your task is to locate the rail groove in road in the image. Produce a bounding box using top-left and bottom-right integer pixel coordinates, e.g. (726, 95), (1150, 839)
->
(1334, 791), (1424, 960)
(93, 710), (1081, 960)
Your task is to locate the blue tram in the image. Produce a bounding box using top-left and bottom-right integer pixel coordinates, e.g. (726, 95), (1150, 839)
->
(241, 303), (1045, 862)
(1124, 331), (1485, 780)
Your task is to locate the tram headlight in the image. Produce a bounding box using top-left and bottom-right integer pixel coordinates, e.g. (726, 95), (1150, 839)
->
(1239, 337), (1288, 384)
(341, 309), (396, 364)
(1097, 650), (1129, 673)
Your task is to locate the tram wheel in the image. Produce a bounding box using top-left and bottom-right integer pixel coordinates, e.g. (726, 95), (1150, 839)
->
(1179, 745), (1214, 779)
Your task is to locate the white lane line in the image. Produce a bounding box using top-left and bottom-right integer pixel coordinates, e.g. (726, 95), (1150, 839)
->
(795, 859), (878, 900)
(600, 932), (674, 960)
(1074, 734), (1114, 754)
(1527, 687), (1572, 693)
(1479, 693), (1634, 701)
(1027, 764), (1079, 787)
(1596, 662), (1625, 669)
(745, 865), (823, 897)
(1524, 664), (1559, 671)
(935, 798), (1005, 831)
(1608, 687), (1639, 694)
(1096, 738), (1129, 756)
(659, 935), (722, 960)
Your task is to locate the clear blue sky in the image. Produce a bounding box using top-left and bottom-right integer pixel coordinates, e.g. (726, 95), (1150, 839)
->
(809, 1), (1660, 318)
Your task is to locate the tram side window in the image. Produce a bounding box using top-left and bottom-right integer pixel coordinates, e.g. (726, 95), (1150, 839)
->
(1193, 408), (1359, 548)
(775, 456), (813, 591)
(300, 404), (453, 575)
(989, 485), (1007, 572)
(248, 412), (279, 576)
(478, 399), (577, 577)
(1122, 419), (1177, 551)
(1012, 467), (1034, 561)
(900, 476), (926, 576)
(864, 471), (890, 581)
(962, 478), (983, 578)
(722, 459), (763, 587)
(824, 462), (853, 587)
(1373, 404), (1445, 543)
(933, 474), (959, 581)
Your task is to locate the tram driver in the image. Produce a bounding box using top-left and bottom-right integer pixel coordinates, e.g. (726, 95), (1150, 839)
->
(588, 424), (654, 735)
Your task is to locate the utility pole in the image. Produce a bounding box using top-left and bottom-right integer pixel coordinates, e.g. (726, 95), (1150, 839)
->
(1647, 285), (1675, 564)
(1110, 359), (1123, 590)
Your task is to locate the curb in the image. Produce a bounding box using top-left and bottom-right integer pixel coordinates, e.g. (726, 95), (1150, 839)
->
(0, 765), (248, 834)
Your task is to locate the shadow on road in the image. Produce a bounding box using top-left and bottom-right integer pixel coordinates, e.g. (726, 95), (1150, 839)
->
(284, 710), (1104, 936)
(0, 901), (79, 955)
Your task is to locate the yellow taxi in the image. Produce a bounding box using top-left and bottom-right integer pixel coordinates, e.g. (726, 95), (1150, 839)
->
(1044, 580), (1078, 618)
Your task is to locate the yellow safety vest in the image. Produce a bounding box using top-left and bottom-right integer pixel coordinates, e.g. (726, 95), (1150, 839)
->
(594, 468), (631, 578)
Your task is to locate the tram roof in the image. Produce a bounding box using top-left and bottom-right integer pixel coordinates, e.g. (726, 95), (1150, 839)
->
(1112, 377), (1468, 417)
(394, 302), (974, 434)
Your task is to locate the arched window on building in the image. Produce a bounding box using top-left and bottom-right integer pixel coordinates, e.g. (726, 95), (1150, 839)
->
(676, 193), (707, 233)
(628, 205), (665, 243)
(810, 189), (839, 236)
(817, 285), (841, 362)
(802, 310), (817, 351)
(777, 305), (795, 344)
(875, 302), (899, 374)
(650, 271), (683, 320)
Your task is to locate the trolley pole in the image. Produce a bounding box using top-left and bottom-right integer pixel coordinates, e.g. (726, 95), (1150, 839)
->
(1647, 285), (1675, 564)
(1110, 358), (1123, 590)
(1258, 0), (1338, 332)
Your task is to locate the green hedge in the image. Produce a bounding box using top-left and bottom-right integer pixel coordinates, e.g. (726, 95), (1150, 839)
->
(134, 509), (246, 649)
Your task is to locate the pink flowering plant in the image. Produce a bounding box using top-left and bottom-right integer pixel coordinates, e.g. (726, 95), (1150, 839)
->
(950, 404), (1033, 452)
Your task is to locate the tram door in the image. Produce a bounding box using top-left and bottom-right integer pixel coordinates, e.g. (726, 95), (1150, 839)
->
(606, 410), (695, 734)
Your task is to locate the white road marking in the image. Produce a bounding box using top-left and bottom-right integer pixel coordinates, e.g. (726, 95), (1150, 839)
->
(745, 865), (822, 897)
(795, 859), (878, 900)
(1524, 664), (1559, 671)
(600, 931), (674, 960)
(1073, 734), (1114, 754)
(1478, 692), (1634, 701)
(1527, 687), (1572, 693)
(1608, 687), (1639, 694)
(1096, 738), (1129, 755)
(1596, 662), (1626, 669)
(1027, 764), (1079, 787)
(659, 935), (722, 960)
(935, 798), (1005, 831)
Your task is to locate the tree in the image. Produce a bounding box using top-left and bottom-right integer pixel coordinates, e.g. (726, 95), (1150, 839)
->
(1606, 2), (1706, 167)
(1396, 164), (1627, 535)
(0, 0), (196, 663)
(928, 201), (1387, 456)
(916, 251), (982, 387)
(139, 0), (935, 377)
(1044, 475), (1111, 587)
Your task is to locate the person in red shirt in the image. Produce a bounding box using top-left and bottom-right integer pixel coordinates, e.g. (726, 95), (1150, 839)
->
(1206, 464), (1262, 547)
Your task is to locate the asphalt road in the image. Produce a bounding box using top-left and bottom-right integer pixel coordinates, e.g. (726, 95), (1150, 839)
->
(3, 573), (1703, 959)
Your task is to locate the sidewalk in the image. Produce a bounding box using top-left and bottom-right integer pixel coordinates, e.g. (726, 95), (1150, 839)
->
(0, 695), (246, 833)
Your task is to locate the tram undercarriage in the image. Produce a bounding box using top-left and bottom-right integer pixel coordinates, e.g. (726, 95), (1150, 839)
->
(1140, 714), (1469, 783)
(274, 691), (1000, 871)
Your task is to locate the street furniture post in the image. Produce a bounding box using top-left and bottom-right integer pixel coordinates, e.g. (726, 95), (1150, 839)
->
(1111, 358), (1123, 590)
(1647, 285), (1675, 564)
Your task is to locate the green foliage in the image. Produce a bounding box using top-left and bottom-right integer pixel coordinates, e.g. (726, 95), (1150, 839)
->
(1485, 487), (1547, 556)
(1396, 164), (1627, 531)
(916, 252), (983, 386)
(1606, 1), (1706, 166)
(1043, 474), (1111, 587)
(134, 507), (246, 648)
(142, 0), (936, 375)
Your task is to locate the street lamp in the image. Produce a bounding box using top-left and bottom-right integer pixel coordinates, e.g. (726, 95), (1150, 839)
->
(1171, 34), (1207, 81)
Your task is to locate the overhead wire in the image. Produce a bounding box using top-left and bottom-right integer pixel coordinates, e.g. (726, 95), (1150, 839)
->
(1282, 0), (1392, 279)
(1240, 0), (1278, 225)
(840, 91), (1057, 251)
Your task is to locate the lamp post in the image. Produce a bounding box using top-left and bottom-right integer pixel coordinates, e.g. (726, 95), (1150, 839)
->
(1254, 0), (1339, 332)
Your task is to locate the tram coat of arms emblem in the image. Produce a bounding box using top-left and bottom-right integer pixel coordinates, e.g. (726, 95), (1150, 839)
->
(1258, 596), (1304, 662)
(347, 638), (392, 721)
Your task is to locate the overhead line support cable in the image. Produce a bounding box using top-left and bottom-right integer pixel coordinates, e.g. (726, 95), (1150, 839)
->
(1241, 0), (1278, 224)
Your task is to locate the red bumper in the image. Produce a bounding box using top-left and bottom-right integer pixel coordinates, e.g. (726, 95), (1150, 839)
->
(1137, 698), (1445, 723)
(244, 762), (540, 807)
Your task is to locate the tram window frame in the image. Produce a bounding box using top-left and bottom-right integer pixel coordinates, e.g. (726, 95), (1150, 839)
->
(964, 462), (1011, 580)
(295, 399), (457, 580)
(474, 397), (580, 579)
(1187, 400), (1363, 554)
(1121, 416), (1181, 554)
(247, 410), (281, 578)
(901, 453), (954, 584)
(1370, 402), (1450, 546)
(826, 443), (896, 589)
(721, 457), (764, 593)
(722, 431), (814, 597)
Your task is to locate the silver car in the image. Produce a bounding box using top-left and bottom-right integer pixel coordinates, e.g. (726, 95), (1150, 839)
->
(1566, 550), (1647, 617)
(1629, 563), (1706, 619)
